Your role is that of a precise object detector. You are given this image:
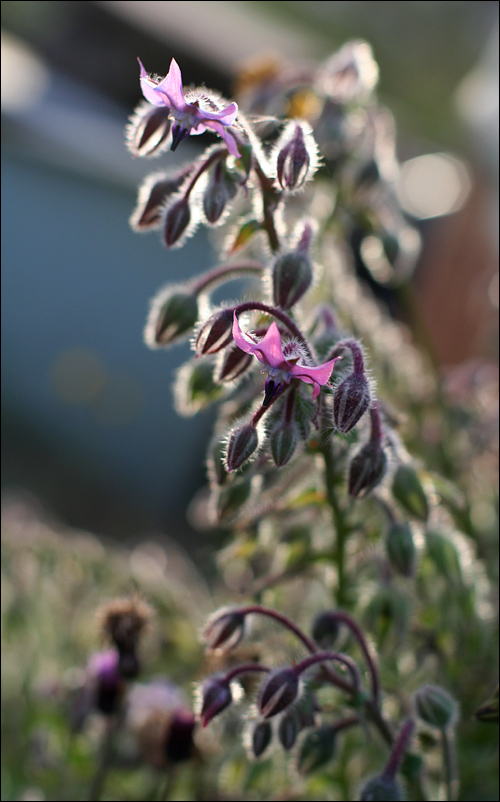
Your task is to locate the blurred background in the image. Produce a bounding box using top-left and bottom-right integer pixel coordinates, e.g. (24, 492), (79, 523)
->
(2, 0), (498, 551)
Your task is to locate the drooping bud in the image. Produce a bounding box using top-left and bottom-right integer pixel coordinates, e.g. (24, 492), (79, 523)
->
(270, 422), (299, 468)
(203, 608), (246, 651)
(297, 724), (337, 774)
(195, 308), (234, 355)
(203, 160), (239, 225)
(225, 424), (259, 471)
(217, 344), (253, 383)
(163, 708), (196, 762)
(311, 612), (341, 650)
(271, 227), (314, 309)
(365, 586), (410, 648)
(424, 530), (462, 583)
(392, 464), (429, 521)
(174, 360), (224, 417)
(278, 709), (300, 750)
(333, 372), (371, 433)
(126, 101), (172, 157)
(130, 166), (194, 231)
(145, 287), (199, 347)
(199, 676), (233, 727)
(276, 121), (317, 191)
(348, 441), (387, 497)
(252, 720), (273, 758)
(413, 685), (459, 730)
(88, 649), (124, 716)
(359, 775), (404, 801)
(163, 197), (191, 247)
(207, 436), (228, 486)
(258, 668), (299, 719)
(96, 596), (153, 680)
(386, 522), (416, 577)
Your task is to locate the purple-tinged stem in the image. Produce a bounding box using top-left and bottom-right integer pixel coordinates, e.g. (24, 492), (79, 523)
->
(369, 402), (383, 444)
(328, 338), (365, 376)
(224, 663), (270, 683)
(293, 650), (361, 693)
(382, 718), (414, 779)
(192, 260), (264, 295)
(321, 611), (380, 704)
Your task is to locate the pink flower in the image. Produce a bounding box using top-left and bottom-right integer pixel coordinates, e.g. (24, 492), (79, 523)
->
(232, 313), (341, 405)
(138, 58), (240, 157)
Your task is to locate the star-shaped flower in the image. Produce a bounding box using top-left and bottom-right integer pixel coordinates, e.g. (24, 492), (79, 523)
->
(232, 313), (341, 405)
(138, 58), (240, 156)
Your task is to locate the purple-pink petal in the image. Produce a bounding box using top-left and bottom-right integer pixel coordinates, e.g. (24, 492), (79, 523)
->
(207, 121), (241, 157)
(138, 58), (189, 112)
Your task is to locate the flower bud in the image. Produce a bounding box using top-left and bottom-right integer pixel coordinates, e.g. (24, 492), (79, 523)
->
(424, 530), (462, 583)
(203, 609), (246, 651)
(195, 309), (234, 355)
(413, 685), (459, 730)
(348, 441), (387, 497)
(278, 709), (299, 750)
(88, 649), (124, 716)
(311, 612), (341, 649)
(207, 437), (228, 486)
(174, 360), (223, 417)
(225, 424), (259, 471)
(270, 422), (299, 467)
(126, 102), (172, 157)
(276, 122), (315, 191)
(365, 586), (410, 647)
(215, 477), (252, 523)
(392, 465), (429, 521)
(252, 720), (273, 757)
(333, 372), (371, 433)
(147, 290), (199, 346)
(200, 676), (232, 727)
(163, 197), (191, 247)
(217, 345), (253, 383)
(359, 775), (404, 801)
(386, 523), (416, 577)
(297, 724), (336, 774)
(164, 708), (196, 762)
(258, 668), (299, 719)
(130, 166), (194, 231)
(203, 161), (239, 225)
(272, 251), (313, 309)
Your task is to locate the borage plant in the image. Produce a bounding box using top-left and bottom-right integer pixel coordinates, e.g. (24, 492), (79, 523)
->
(125, 44), (496, 802)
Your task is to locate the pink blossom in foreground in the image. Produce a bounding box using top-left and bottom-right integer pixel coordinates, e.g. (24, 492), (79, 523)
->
(232, 313), (341, 405)
(138, 58), (240, 156)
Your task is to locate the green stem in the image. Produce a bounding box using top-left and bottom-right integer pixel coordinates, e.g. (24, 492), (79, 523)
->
(322, 443), (349, 607)
(89, 714), (121, 802)
(442, 728), (459, 802)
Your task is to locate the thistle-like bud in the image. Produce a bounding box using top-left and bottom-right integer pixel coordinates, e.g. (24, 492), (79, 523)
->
(392, 464), (429, 521)
(96, 596), (153, 680)
(163, 197), (191, 248)
(359, 775), (404, 801)
(146, 288), (199, 347)
(297, 724), (336, 774)
(199, 676), (233, 727)
(258, 668), (299, 719)
(276, 121), (316, 191)
(195, 309), (234, 355)
(126, 101), (172, 157)
(413, 685), (459, 730)
(252, 720), (273, 757)
(203, 608), (246, 651)
(311, 612), (341, 649)
(272, 226), (314, 309)
(225, 424), (259, 471)
(217, 345), (253, 383)
(386, 522), (416, 577)
(130, 166), (194, 231)
(88, 649), (124, 716)
(164, 708), (196, 762)
(203, 160), (239, 225)
(270, 422), (299, 467)
(348, 441), (387, 497)
(278, 709), (300, 750)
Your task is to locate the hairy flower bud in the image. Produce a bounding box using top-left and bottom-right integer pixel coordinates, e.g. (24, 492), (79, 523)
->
(278, 709), (299, 750)
(126, 101), (172, 157)
(225, 424), (259, 471)
(252, 720), (273, 757)
(203, 609), (246, 651)
(276, 122), (316, 191)
(413, 685), (459, 730)
(298, 724), (337, 774)
(217, 345), (253, 383)
(386, 522), (416, 577)
(258, 668), (299, 719)
(348, 440), (387, 497)
(174, 360), (223, 416)
(164, 197), (191, 247)
(272, 251), (313, 309)
(130, 166), (194, 231)
(311, 612), (341, 649)
(195, 309), (234, 355)
(203, 160), (239, 225)
(333, 372), (371, 433)
(392, 465), (429, 521)
(146, 289), (199, 347)
(200, 676), (233, 727)
(270, 422), (299, 467)
(359, 775), (404, 801)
